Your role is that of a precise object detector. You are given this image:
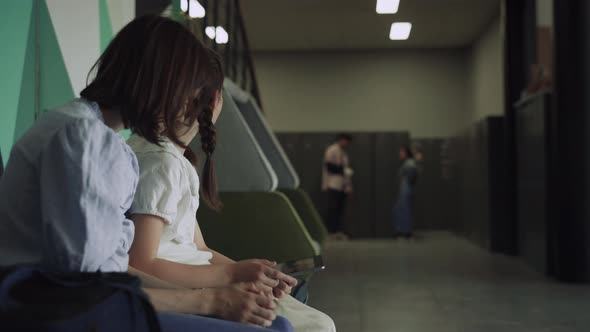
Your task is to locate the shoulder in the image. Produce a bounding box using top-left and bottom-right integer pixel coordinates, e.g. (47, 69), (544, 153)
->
(129, 140), (189, 221)
(129, 135), (184, 176)
(403, 159), (417, 170)
(40, 116), (138, 204)
(47, 117), (135, 171)
(138, 151), (184, 180)
(326, 144), (339, 154)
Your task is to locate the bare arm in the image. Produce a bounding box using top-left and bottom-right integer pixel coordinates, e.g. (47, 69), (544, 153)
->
(321, 148), (332, 191)
(133, 262), (279, 326)
(343, 154), (353, 193)
(128, 266), (182, 289)
(193, 222), (294, 299)
(129, 214), (292, 292)
(143, 287), (209, 314)
(129, 214), (237, 288)
(208, 249), (235, 265)
(143, 287), (277, 327)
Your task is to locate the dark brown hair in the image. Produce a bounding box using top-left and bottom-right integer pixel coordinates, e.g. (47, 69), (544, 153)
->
(81, 15), (224, 209)
(337, 133), (353, 142)
(401, 146), (414, 159)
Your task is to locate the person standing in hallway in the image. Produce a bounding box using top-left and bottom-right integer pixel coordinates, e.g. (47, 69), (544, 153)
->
(322, 134), (353, 238)
(393, 146), (418, 238)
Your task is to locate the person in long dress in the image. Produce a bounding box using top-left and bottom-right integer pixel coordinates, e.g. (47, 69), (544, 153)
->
(393, 146), (418, 238)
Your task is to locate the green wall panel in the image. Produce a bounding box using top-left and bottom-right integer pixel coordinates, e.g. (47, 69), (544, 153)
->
(171, 0), (185, 22)
(2, 1), (132, 163)
(39, 0), (74, 113)
(119, 129), (132, 140)
(0, 2), (33, 164)
(99, 0), (113, 52)
(14, 13), (37, 143)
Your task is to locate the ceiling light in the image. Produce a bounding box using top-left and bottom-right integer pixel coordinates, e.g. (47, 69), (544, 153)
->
(389, 22), (412, 40)
(188, 0), (205, 18)
(205, 26), (229, 44)
(215, 26), (229, 44)
(180, 0), (188, 12)
(205, 26), (216, 39)
(376, 0), (400, 14)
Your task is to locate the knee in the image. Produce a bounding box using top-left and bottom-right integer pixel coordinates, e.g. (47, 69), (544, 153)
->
(311, 310), (336, 332)
(320, 313), (336, 332)
(271, 316), (295, 332)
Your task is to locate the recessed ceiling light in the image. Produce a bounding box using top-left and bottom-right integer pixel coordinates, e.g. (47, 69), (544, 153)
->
(389, 22), (412, 40)
(188, 0), (205, 18)
(215, 27), (229, 44)
(376, 0), (400, 14)
(180, 0), (188, 12)
(205, 26), (229, 44)
(205, 26), (216, 39)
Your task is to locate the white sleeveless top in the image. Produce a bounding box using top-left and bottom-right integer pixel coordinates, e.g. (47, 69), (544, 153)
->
(127, 135), (213, 266)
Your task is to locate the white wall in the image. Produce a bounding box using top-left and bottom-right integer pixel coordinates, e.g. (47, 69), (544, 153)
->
(469, 17), (504, 122)
(254, 16), (504, 138)
(106, 0), (135, 34)
(46, 0), (135, 96)
(254, 50), (471, 138)
(46, 0), (100, 96)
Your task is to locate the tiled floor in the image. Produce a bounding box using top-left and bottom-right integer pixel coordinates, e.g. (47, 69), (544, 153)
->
(308, 232), (590, 332)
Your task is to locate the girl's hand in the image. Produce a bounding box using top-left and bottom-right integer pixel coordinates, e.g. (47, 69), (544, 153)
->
(272, 280), (293, 299)
(226, 259), (298, 294)
(207, 286), (277, 327)
(235, 280), (292, 301)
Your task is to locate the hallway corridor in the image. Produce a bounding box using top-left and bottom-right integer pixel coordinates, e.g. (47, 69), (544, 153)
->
(309, 232), (590, 332)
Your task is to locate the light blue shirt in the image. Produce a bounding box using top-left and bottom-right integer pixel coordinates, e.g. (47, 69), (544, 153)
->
(0, 99), (138, 272)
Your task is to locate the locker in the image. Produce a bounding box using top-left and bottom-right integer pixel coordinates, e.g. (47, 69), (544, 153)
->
(374, 133), (410, 237)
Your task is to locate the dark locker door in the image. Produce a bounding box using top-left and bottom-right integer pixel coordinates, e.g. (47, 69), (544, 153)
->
(516, 98), (549, 273)
(278, 133), (341, 231)
(276, 133), (303, 178)
(461, 122), (491, 249)
(343, 133), (376, 238)
(374, 132), (409, 237)
(297, 133), (336, 222)
(277, 132), (326, 214)
(412, 139), (450, 230)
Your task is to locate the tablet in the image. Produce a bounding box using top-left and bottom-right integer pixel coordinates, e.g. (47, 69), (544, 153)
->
(275, 255), (325, 277)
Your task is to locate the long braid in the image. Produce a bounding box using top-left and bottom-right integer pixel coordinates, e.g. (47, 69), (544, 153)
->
(198, 105), (216, 158)
(196, 103), (221, 210)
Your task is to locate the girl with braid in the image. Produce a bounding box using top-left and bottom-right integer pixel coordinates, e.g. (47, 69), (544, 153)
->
(0, 15), (295, 331)
(126, 38), (335, 332)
